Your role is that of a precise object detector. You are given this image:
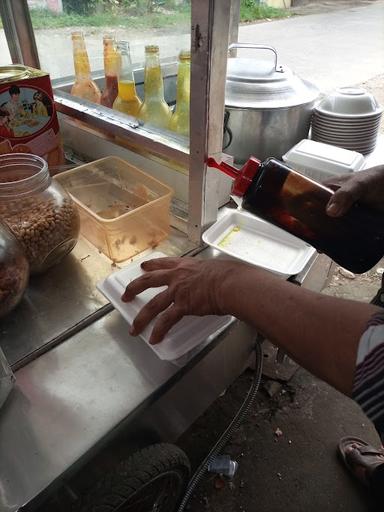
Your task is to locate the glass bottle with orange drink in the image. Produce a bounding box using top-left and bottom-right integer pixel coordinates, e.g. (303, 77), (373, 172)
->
(138, 45), (171, 128)
(112, 41), (142, 117)
(101, 34), (119, 108)
(70, 31), (101, 104)
(168, 50), (190, 137)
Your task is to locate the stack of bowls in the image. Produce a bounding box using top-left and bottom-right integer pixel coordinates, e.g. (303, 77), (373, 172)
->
(311, 87), (383, 155)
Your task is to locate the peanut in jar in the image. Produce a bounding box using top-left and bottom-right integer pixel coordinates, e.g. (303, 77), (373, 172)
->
(0, 154), (80, 274)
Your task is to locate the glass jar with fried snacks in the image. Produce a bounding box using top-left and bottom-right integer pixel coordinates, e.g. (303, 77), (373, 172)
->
(0, 153), (80, 274)
(0, 220), (29, 318)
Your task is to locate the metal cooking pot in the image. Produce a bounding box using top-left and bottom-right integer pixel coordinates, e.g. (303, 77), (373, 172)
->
(224, 43), (319, 164)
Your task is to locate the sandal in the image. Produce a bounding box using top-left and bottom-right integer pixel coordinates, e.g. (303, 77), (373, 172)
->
(338, 436), (384, 486)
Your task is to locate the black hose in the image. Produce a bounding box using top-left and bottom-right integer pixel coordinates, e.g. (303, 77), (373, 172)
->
(223, 110), (233, 150)
(177, 339), (263, 512)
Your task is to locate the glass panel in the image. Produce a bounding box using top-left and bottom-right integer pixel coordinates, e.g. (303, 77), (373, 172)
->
(26, 0), (191, 143)
(0, 30), (12, 66)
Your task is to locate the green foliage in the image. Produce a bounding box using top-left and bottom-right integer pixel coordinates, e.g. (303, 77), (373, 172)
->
(240, 0), (289, 22)
(62, 0), (100, 15)
(25, 6), (190, 30)
(0, 1), (288, 30)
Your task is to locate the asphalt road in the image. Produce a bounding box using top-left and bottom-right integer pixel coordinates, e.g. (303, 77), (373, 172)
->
(237, 0), (384, 92)
(1, 1), (383, 92)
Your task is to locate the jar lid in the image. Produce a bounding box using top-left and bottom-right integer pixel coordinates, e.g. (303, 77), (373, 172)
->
(0, 65), (29, 84)
(225, 44), (319, 109)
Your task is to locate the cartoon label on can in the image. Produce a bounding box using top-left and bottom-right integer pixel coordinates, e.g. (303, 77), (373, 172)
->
(0, 65), (64, 169)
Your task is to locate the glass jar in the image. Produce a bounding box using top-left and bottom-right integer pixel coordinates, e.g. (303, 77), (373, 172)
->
(0, 220), (29, 317)
(0, 345), (15, 411)
(0, 154), (80, 274)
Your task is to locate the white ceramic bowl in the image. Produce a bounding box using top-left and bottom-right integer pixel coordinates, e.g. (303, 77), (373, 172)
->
(316, 87), (383, 118)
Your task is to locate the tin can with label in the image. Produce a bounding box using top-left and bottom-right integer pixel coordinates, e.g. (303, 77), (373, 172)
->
(0, 64), (63, 168)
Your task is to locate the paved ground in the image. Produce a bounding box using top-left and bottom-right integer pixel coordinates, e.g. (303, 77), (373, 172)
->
(179, 365), (381, 512)
(237, 0), (384, 93)
(291, 0), (381, 15)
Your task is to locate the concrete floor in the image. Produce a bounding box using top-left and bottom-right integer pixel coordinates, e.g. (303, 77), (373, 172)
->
(179, 367), (381, 512)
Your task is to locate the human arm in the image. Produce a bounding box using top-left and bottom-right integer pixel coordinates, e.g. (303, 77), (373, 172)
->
(122, 257), (380, 396)
(326, 165), (384, 216)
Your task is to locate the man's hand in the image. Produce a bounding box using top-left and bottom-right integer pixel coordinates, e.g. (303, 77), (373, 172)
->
(121, 257), (245, 344)
(325, 165), (384, 217)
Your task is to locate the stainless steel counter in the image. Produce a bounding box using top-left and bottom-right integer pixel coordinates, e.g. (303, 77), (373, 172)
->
(0, 230), (195, 370)
(0, 287), (255, 512)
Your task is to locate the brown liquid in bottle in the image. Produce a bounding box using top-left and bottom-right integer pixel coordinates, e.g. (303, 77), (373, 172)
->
(101, 75), (118, 108)
(242, 158), (384, 274)
(101, 35), (119, 108)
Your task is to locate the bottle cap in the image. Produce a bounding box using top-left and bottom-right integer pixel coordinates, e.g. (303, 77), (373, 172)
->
(207, 157), (261, 197)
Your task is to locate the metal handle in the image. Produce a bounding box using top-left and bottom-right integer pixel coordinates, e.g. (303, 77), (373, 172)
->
(228, 43), (282, 72)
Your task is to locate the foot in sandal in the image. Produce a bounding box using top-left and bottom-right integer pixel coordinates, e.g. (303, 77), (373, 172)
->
(338, 436), (384, 486)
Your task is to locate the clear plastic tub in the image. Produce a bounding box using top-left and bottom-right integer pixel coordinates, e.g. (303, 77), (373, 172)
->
(54, 156), (173, 262)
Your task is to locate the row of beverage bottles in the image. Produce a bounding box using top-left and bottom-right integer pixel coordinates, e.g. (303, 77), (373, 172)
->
(70, 32), (190, 136)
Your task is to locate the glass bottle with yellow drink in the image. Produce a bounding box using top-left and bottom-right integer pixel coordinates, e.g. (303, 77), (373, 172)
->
(169, 50), (190, 136)
(70, 31), (101, 104)
(112, 41), (142, 117)
(138, 45), (171, 128)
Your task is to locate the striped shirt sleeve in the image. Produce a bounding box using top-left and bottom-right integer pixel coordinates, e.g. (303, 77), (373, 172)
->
(353, 310), (384, 442)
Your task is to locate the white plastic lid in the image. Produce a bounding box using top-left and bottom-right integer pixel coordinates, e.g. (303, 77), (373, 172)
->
(97, 252), (232, 361)
(283, 139), (364, 178)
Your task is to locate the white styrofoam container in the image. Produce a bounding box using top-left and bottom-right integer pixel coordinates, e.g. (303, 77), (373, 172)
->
(97, 252), (232, 361)
(282, 139), (364, 182)
(202, 210), (316, 277)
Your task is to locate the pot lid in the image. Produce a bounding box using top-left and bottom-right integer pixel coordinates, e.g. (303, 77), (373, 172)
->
(225, 44), (319, 109)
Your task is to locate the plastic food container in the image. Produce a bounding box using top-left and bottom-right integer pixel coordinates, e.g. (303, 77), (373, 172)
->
(97, 252), (232, 361)
(0, 153), (80, 274)
(282, 139), (364, 182)
(202, 209), (316, 277)
(55, 157), (173, 262)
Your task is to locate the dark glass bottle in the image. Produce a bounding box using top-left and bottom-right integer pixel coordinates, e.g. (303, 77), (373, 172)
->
(208, 156), (384, 274)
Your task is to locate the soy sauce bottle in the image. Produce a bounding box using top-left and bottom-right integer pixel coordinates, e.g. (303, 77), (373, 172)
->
(208, 157), (384, 274)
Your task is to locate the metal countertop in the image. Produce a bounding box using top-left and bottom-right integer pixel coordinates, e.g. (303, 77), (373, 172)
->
(0, 239), (249, 512)
(0, 229), (195, 370)
(0, 309), (183, 512)
(0, 269), (249, 512)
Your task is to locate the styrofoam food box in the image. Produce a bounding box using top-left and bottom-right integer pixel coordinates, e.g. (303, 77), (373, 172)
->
(97, 252), (232, 361)
(282, 139), (364, 182)
(202, 210), (316, 277)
